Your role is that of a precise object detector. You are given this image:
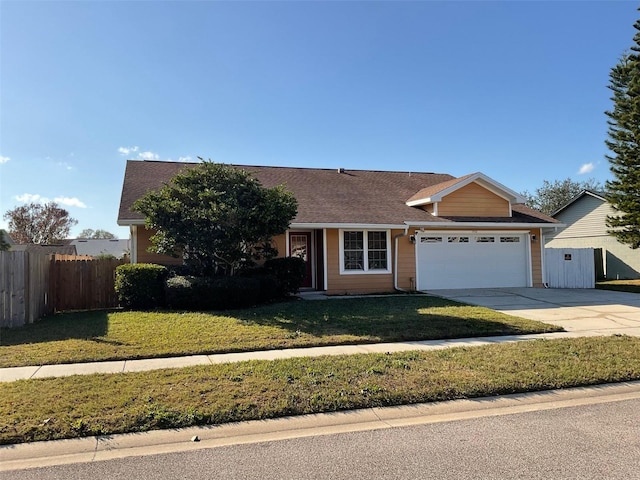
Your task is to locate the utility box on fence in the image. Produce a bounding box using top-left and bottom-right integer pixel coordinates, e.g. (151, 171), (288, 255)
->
(545, 248), (595, 288)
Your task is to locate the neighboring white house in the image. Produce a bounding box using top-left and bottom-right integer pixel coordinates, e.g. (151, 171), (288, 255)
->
(545, 190), (640, 280)
(70, 238), (130, 258)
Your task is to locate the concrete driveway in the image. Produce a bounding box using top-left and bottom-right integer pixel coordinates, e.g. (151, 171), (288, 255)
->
(427, 288), (640, 337)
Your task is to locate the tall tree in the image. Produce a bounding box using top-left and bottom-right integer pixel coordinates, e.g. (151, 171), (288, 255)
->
(522, 178), (602, 215)
(3, 202), (78, 244)
(78, 228), (117, 239)
(605, 28), (640, 248)
(134, 160), (298, 276)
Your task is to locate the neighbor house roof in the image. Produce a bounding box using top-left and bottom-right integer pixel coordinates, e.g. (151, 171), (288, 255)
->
(11, 244), (77, 255)
(70, 238), (130, 258)
(118, 160), (558, 227)
(551, 190), (608, 217)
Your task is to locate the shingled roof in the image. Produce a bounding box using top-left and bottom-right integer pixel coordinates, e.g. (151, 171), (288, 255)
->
(118, 160), (557, 226)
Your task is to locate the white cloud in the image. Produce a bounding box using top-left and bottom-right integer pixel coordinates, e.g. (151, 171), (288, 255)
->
(177, 156), (192, 162)
(16, 193), (49, 203)
(578, 162), (595, 175)
(0, 155), (9, 164)
(118, 146), (139, 155)
(138, 151), (160, 160)
(14, 193), (86, 208)
(54, 196), (87, 208)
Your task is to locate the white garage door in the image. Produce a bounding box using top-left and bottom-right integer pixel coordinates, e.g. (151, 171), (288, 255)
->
(416, 232), (530, 290)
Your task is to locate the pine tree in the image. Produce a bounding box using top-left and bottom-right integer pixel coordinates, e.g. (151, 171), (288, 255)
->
(605, 18), (640, 249)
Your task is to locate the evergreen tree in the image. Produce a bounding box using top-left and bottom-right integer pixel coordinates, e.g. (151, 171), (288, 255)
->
(134, 160), (297, 276)
(605, 19), (640, 249)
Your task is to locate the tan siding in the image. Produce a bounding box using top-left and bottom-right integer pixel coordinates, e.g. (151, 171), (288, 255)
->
(530, 228), (543, 287)
(136, 227), (183, 266)
(325, 229), (396, 295)
(271, 233), (287, 257)
(437, 183), (510, 217)
(396, 230), (417, 290)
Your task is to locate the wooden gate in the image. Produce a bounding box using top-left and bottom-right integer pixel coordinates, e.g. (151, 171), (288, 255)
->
(49, 255), (126, 311)
(545, 248), (595, 289)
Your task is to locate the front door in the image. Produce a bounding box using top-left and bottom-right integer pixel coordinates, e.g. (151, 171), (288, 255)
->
(289, 232), (312, 288)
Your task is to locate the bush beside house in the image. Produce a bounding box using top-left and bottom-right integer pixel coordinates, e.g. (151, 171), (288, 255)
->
(116, 259), (306, 311)
(115, 264), (168, 310)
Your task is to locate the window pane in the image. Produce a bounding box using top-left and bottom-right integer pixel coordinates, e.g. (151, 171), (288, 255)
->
(367, 231), (387, 269)
(344, 231), (364, 270)
(367, 231), (386, 250)
(344, 231), (363, 250)
(344, 251), (364, 270)
(368, 250), (387, 270)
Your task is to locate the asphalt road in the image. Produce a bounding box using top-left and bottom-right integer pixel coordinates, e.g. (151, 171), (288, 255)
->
(4, 397), (640, 480)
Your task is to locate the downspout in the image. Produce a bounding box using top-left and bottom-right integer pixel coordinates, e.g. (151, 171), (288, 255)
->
(394, 226), (410, 292)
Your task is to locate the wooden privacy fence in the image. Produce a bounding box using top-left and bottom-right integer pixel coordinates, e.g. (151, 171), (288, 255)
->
(0, 251), (52, 328)
(0, 252), (127, 328)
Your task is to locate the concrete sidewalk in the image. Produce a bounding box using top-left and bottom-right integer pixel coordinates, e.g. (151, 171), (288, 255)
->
(0, 331), (584, 383)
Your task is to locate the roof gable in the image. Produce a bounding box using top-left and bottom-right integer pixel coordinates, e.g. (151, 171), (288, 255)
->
(406, 172), (527, 207)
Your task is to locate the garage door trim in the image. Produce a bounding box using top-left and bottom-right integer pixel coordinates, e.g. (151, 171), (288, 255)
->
(414, 230), (533, 290)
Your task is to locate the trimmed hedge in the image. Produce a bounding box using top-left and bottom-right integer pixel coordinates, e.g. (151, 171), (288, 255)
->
(115, 264), (168, 310)
(264, 256), (306, 296)
(115, 257), (304, 311)
(165, 275), (278, 310)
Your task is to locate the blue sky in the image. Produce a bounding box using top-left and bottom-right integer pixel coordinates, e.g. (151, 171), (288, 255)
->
(0, 1), (637, 239)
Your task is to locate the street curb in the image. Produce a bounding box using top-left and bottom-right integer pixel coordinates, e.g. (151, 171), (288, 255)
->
(3, 380), (640, 472)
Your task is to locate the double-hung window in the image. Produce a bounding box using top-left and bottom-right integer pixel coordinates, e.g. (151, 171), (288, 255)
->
(340, 230), (391, 274)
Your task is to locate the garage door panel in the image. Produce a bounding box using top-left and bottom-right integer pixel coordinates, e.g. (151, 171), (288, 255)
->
(416, 233), (529, 290)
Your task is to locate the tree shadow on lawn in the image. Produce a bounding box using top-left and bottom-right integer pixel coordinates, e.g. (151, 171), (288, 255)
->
(0, 310), (110, 346)
(231, 296), (559, 342)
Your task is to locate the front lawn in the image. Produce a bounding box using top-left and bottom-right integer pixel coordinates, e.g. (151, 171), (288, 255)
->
(0, 335), (637, 445)
(596, 279), (640, 294)
(0, 296), (561, 368)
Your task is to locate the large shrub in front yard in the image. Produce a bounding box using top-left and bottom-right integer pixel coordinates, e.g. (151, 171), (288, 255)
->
(264, 257), (307, 296)
(115, 264), (168, 310)
(132, 161), (298, 276)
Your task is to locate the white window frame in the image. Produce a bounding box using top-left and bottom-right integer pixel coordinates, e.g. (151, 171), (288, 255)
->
(338, 229), (392, 275)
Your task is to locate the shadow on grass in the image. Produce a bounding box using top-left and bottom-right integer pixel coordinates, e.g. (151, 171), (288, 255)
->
(231, 296), (559, 341)
(0, 310), (110, 346)
(596, 283), (640, 294)
(0, 297), (560, 351)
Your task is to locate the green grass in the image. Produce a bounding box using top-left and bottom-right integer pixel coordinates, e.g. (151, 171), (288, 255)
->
(0, 297), (561, 368)
(0, 335), (638, 445)
(596, 279), (640, 294)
